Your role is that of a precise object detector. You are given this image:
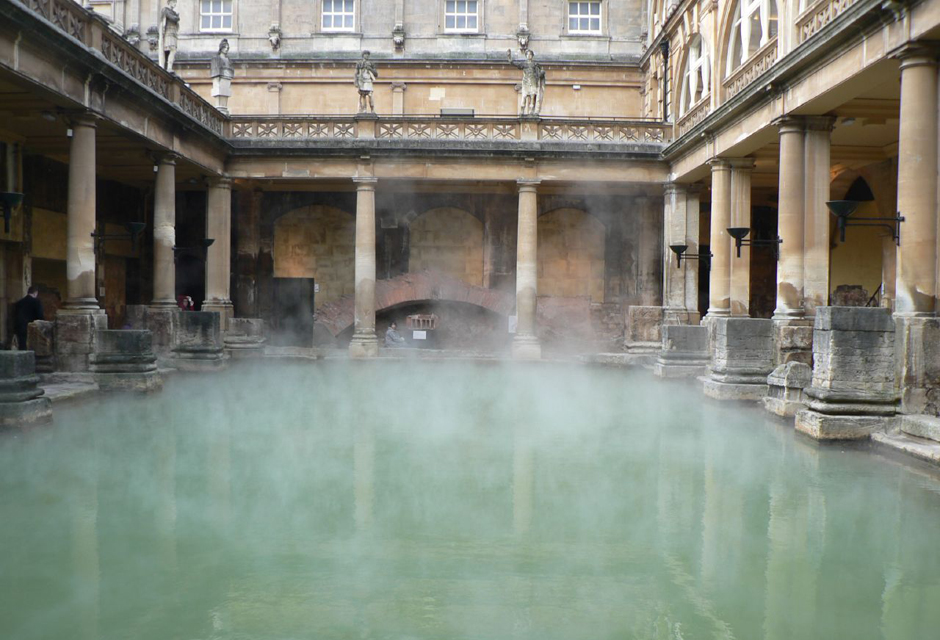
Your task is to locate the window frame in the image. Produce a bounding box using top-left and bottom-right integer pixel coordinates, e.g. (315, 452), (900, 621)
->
(679, 35), (711, 117)
(725, 0), (778, 75)
(443, 0), (482, 34)
(566, 1), (604, 36)
(321, 0), (357, 33)
(198, 0), (235, 34)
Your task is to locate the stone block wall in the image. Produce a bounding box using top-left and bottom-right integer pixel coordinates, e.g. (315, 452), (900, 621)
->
(409, 207), (484, 287)
(537, 208), (606, 303)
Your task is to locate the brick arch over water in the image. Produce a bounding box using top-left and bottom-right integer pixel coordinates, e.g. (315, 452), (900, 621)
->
(314, 271), (515, 337)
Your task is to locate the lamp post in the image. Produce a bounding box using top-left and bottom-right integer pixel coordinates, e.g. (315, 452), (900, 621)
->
(91, 221), (147, 257)
(669, 244), (712, 268)
(726, 227), (783, 260)
(825, 200), (905, 245)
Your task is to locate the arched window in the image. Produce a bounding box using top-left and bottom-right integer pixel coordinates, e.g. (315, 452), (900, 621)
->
(680, 35), (710, 116)
(725, 0), (778, 74)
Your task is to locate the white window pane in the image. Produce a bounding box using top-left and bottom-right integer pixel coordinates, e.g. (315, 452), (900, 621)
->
(212, 0), (221, 12)
(580, 17), (588, 30)
(323, 15), (332, 28)
(569, 17), (577, 29)
(324, 0), (332, 10)
(202, 0), (211, 12)
(202, 16), (210, 28)
(590, 18), (599, 30)
(468, 16), (477, 29)
(457, 16), (465, 28)
(345, 0), (354, 11)
(457, 0), (465, 12)
(223, 15), (232, 28)
(446, 15), (455, 28)
(446, 0), (455, 11)
(468, 0), (477, 11)
(590, 2), (600, 15)
(224, 1), (232, 11)
(344, 15), (353, 28)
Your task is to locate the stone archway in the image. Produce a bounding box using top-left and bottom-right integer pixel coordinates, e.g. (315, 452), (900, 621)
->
(537, 208), (606, 303)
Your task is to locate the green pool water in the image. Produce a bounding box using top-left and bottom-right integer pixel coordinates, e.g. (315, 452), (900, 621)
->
(2, 362), (939, 640)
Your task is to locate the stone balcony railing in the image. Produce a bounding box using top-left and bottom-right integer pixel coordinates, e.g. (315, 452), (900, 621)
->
(675, 98), (710, 138)
(723, 38), (779, 101)
(227, 115), (670, 145)
(17, 0), (225, 135)
(797, 0), (862, 43)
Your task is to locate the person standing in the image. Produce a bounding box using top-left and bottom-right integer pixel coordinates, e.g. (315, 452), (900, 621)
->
(13, 286), (44, 351)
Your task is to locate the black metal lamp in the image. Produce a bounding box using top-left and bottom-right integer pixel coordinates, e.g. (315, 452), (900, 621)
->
(0, 192), (24, 234)
(825, 200), (904, 245)
(92, 221), (148, 256)
(727, 227), (782, 260)
(669, 244), (712, 268)
(173, 238), (215, 264)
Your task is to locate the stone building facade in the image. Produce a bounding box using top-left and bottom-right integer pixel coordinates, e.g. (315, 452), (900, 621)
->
(1, 0), (940, 443)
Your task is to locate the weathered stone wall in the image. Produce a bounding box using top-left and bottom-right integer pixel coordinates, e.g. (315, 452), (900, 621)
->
(409, 207), (484, 286)
(537, 208), (606, 302)
(272, 205), (356, 309)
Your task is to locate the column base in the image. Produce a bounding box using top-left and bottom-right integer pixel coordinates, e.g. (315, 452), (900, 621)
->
(147, 306), (181, 355)
(511, 335), (542, 360)
(349, 332), (379, 358)
(894, 315), (940, 416)
(54, 308), (108, 372)
(772, 317), (814, 366)
(202, 300), (234, 331)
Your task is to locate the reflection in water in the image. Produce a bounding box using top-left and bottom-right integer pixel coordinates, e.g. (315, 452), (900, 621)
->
(2, 362), (940, 640)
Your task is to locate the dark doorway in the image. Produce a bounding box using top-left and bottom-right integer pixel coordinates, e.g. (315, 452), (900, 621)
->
(271, 278), (315, 347)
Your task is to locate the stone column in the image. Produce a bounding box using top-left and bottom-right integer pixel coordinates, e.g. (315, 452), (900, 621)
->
(893, 46), (939, 415)
(706, 160), (732, 318)
(896, 48), (938, 315)
(512, 179), (541, 360)
(147, 154), (180, 356)
(56, 113), (107, 372)
(64, 114), (99, 311)
(349, 178), (379, 358)
(803, 117), (836, 316)
(392, 82), (406, 115)
(772, 117), (814, 365)
(151, 154), (178, 308)
(203, 177), (234, 328)
(773, 117), (806, 319)
(663, 184), (688, 318)
(729, 159), (754, 317)
(683, 186), (702, 320)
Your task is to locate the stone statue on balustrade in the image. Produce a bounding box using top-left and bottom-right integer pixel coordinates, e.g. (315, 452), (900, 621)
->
(210, 39), (234, 115)
(507, 48), (546, 117)
(354, 50), (378, 114)
(158, 0), (180, 73)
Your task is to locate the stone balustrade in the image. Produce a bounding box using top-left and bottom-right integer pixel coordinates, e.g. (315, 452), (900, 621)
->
(797, 0), (862, 44)
(16, 0), (224, 135)
(229, 115), (670, 145)
(723, 39), (779, 101)
(676, 99), (710, 138)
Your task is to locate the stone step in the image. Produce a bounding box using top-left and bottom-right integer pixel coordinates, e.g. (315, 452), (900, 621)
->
(899, 414), (940, 443)
(872, 430), (940, 467)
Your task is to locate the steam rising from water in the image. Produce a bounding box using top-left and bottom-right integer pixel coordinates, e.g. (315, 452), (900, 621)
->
(2, 361), (940, 639)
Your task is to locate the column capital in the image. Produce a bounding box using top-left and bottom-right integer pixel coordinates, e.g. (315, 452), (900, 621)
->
(64, 110), (100, 129)
(152, 151), (180, 166)
(772, 115), (805, 134)
(206, 175), (232, 189)
(726, 157), (756, 170)
(803, 115), (836, 132)
(391, 82), (407, 91)
(707, 157), (731, 171)
(891, 42), (940, 68)
(517, 179), (541, 193)
(663, 182), (687, 196)
(353, 176), (378, 189)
